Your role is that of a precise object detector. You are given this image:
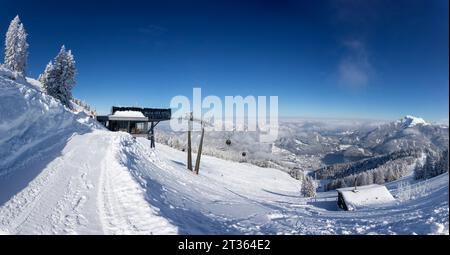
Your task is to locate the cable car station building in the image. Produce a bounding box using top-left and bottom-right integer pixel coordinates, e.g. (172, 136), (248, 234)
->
(96, 106), (171, 148)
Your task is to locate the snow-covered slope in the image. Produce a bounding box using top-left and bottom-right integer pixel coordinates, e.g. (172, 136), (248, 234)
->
(0, 68), (99, 177)
(0, 67), (176, 234)
(0, 67), (448, 235)
(129, 141), (449, 234)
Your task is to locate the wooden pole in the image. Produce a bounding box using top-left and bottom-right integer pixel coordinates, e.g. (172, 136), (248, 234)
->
(150, 122), (155, 148)
(187, 112), (193, 171)
(194, 124), (205, 175)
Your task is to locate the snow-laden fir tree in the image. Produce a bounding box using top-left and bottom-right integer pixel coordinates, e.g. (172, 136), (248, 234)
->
(16, 24), (28, 73)
(415, 150), (449, 180)
(4, 15), (29, 75)
(301, 176), (316, 198)
(4, 16), (20, 70)
(373, 170), (385, 184)
(41, 46), (76, 109)
(437, 149), (449, 175)
(39, 61), (53, 84)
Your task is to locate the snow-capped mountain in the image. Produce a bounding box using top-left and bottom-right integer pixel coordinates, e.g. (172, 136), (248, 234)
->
(358, 116), (448, 155)
(398, 115), (430, 128)
(268, 116), (448, 167)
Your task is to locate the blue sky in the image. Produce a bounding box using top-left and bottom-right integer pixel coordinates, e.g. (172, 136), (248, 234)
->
(1, 0), (448, 122)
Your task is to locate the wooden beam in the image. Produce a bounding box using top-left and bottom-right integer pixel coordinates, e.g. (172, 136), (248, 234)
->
(150, 122), (155, 148)
(187, 112), (193, 171)
(194, 125), (205, 175)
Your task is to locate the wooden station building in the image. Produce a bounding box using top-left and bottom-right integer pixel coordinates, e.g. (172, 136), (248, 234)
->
(96, 106), (171, 148)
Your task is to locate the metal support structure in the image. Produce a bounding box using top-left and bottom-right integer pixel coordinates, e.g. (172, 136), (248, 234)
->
(148, 121), (160, 148)
(184, 114), (212, 174)
(194, 125), (205, 175)
(187, 112), (193, 171)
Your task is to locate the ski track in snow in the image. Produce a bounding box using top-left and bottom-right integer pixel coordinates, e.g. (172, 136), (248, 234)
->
(0, 132), (177, 235)
(98, 134), (177, 235)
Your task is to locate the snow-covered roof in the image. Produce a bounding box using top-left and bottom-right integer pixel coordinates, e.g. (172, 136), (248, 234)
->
(107, 110), (148, 121)
(337, 184), (395, 211)
(112, 110), (145, 118)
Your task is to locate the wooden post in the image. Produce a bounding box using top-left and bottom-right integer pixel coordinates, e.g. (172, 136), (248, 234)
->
(147, 121), (160, 149)
(187, 112), (193, 171)
(194, 124), (205, 175)
(150, 122), (155, 148)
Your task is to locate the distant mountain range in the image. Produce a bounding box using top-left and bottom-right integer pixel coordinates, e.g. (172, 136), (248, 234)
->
(275, 115), (448, 167)
(156, 115), (448, 173)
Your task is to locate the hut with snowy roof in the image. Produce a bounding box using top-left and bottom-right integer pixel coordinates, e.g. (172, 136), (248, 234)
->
(336, 184), (395, 211)
(96, 106), (171, 148)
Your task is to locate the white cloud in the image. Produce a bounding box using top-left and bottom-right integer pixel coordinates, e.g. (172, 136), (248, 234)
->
(338, 60), (368, 88)
(338, 39), (372, 89)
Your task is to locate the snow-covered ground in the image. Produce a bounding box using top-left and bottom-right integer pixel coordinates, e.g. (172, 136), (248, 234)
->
(0, 67), (448, 235)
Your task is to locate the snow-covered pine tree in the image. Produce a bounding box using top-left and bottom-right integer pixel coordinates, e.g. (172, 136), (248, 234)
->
(40, 46), (76, 109)
(374, 170), (385, 184)
(58, 48), (76, 107)
(301, 176), (316, 198)
(4, 15), (28, 75)
(39, 61), (53, 86)
(385, 167), (396, 182)
(16, 23), (28, 74)
(364, 171), (373, 185)
(356, 173), (366, 186)
(423, 156), (435, 179)
(437, 149), (449, 175)
(4, 16), (20, 71)
(414, 161), (425, 180)
(357, 173), (363, 185)
(422, 150), (449, 179)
